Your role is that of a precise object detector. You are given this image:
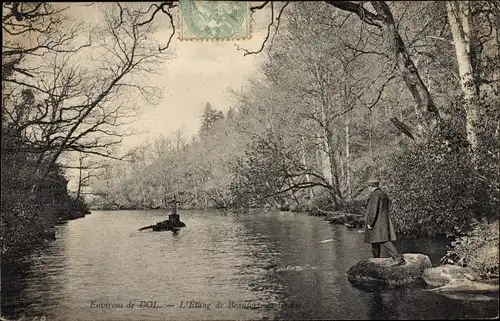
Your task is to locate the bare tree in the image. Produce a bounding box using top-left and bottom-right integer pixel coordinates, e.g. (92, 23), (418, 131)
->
(237, 1), (442, 141)
(68, 152), (103, 199)
(3, 3), (172, 193)
(2, 2), (91, 80)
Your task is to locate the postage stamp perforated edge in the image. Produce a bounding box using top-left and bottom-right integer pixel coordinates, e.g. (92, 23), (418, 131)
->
(178, 1), (252, 42)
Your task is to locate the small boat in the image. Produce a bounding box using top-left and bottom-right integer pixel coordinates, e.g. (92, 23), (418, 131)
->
(151, 219), (186, 231)
(140, 196), (185, 232)
(138, 214), (186, 232)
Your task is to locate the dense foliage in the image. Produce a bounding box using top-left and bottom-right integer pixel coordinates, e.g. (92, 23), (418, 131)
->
(1, 124), (90, 257)
(442, 220), (499, 278)
(386, 129), (496, 237)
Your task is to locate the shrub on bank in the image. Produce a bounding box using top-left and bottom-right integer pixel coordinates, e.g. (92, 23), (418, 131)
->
(442, 220), (499, 278)
(42, 196), (91, 222)
(385, 131), (494, 238)
(310, 189), (334, 212)
(340, 199), (366, 215)
(1, 141), (91, 257)
(1, 201), (55, 257)
(1, 194), (91, 258)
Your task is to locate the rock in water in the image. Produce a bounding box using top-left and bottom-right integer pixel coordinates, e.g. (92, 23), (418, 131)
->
(422, 264), (480, 288)
(422, 264), (499, 301)
(428, 281), (499, 294)
(346, 253), (432, 286)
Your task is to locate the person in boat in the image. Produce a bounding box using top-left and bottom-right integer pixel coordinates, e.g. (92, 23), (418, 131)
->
(169, 197), (180, 224)
(364, 179), (406, 266)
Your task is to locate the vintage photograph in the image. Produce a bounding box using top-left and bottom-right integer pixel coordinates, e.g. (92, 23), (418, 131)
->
(1, 1), (499, 320)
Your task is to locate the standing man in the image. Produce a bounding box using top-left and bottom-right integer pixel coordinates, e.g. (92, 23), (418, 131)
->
(364, 179), (406, 265)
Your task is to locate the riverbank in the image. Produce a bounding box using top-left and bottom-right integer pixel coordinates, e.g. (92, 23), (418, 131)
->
(1, 198), (92, 260)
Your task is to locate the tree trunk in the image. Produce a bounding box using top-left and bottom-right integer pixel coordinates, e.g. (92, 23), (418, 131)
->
(327, 134), (340, 189)
(446, 0), (481, 162)
(318, 103), (334, 185)
(345, 115), (352, 201)
(335, 147), (342, 188)
(372, 1), (441, 138)
(368, 109), (373, 161)
(327, 1), (441, 139)
(300, 136), (315, 202)
(142, 187), (146, 207)
(76, 153), (83, 199)
(494, 24), (500, 164)
(316, 133), (333, 185)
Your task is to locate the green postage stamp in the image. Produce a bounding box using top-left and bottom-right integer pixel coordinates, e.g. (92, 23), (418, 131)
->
(179, 0), (251, 41)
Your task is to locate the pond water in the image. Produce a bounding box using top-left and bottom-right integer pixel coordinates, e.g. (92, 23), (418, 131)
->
(2, 210), (498, 320)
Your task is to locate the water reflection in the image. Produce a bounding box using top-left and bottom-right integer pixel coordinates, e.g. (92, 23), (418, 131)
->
(2, 210), (498, 320)
(365, 287), (404, 320)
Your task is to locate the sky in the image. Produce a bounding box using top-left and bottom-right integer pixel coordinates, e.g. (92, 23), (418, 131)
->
(62, 2), (271, 149)
(131, 25), (267, 147)
(58, 2), (271, 190)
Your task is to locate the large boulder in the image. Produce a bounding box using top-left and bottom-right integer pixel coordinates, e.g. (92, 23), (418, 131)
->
(346, 253), (432, 286)
(423, 265), (499, 301)
(422, 264), (480, 288)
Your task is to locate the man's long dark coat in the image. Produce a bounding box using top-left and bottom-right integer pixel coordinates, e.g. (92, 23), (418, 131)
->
(364, 188), (397, 243)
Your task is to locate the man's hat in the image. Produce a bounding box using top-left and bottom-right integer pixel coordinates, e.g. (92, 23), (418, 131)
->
(367, 179), (380, 187)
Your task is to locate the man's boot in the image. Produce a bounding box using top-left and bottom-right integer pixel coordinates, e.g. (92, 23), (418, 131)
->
(382, 241), (406, 266)
(371, 244), (381, 258)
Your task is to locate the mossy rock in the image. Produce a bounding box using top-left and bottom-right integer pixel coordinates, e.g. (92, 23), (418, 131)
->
(347, 253), (432, 286)
(422, 264), (480, 288)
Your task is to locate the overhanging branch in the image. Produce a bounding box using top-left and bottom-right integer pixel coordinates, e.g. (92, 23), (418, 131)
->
(325, 1), (383, 28)
(235, 2), (290, 56)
